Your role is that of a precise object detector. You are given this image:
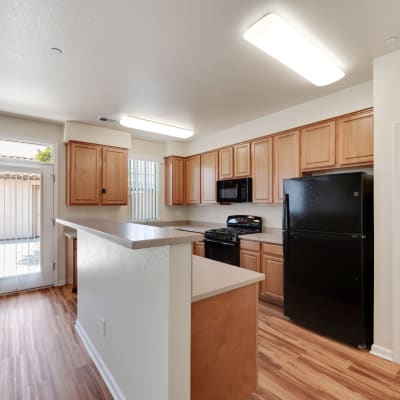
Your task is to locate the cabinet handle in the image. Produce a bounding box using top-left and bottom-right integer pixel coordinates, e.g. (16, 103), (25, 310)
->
(102, 188), (107, 194)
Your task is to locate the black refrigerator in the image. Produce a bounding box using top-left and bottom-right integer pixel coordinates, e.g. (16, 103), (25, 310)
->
(283, 172), (373, 348)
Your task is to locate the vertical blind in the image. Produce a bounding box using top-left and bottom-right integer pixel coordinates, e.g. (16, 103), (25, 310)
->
(129, 159), (159, 220)
(0, 172), (41, 278)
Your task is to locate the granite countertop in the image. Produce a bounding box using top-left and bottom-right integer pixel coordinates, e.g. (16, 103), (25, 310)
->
(56, 218), (203, 250)
(239, 227), (283, 245)
(191, 255), (264, 303)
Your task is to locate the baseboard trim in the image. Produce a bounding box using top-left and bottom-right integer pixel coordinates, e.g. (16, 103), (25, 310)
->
(370, 344), (393, 361)
(75, 320), (126, 400)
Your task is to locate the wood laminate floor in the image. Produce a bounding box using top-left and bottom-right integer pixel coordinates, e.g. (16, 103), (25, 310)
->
(1, 286), (399, 400)
(0, 286), (112, 400)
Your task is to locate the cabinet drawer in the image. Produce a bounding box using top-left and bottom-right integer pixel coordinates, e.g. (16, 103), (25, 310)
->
(240, 240), (261, 252)
(262, 243), (283, 257)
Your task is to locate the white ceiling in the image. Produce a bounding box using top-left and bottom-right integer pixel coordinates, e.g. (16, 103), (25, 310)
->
(1, 0), (400, 141)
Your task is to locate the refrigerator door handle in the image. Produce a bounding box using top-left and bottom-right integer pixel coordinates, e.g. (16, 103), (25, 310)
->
(283, 193), (289, 230)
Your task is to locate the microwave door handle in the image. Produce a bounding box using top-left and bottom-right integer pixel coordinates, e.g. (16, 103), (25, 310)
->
(235, 183), (239, 199)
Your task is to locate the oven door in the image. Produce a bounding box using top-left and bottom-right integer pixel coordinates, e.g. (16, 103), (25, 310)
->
(204, 238), (239, 266)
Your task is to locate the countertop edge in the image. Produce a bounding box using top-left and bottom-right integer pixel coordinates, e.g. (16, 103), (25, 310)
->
(56, 218), (203, 250)
(191, 275), (264, 303)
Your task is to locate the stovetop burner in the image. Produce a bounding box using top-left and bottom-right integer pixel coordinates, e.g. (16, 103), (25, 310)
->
(204, 215), (262, 243)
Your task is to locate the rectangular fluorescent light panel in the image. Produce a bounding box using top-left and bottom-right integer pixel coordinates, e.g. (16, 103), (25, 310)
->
(243, 13), (345, 86)
(120, 117), (193, 139)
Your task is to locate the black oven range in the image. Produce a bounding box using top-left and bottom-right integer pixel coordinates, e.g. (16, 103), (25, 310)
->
(204, 215), (262, 266)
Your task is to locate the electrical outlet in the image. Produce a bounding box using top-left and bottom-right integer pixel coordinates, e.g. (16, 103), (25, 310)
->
(100, 317), (106, 336)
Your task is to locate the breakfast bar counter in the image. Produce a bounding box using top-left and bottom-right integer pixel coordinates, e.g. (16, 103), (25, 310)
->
(56, 218), (264, 400)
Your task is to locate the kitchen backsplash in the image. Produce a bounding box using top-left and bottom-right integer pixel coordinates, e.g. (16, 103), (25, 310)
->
(186, 202), (283, 229)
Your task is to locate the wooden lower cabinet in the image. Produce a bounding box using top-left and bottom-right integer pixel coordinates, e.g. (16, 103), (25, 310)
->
(240, 239), (284, 306)
(191, 284), (258, 400)
(260, 243), (284, 305)
(65, 232), (77, 292)
(240, 240), (261, 272)
(260, 255), (284, 306)
(193, 241), (205, 257)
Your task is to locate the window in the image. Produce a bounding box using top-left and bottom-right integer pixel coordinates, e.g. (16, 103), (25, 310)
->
(128, 159), (159, 220)
(0, 139), (52, 162)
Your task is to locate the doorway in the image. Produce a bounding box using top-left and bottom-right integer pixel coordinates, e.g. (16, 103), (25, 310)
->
(0, 160), (54, 294)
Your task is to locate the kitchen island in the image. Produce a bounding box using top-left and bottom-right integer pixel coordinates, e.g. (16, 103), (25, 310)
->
(56, 218), (264, 400)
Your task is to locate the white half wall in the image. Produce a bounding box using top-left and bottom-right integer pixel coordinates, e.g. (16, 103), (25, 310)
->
(76, 231), (192, 400)
(373, 49), (400, 358)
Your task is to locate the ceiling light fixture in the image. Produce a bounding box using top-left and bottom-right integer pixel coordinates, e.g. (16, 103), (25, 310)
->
(120, 116), (194, 139)
(243, 13), (345, 86)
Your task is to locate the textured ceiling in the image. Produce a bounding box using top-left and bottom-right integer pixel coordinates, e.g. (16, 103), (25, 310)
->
(1, 0), (400, 141)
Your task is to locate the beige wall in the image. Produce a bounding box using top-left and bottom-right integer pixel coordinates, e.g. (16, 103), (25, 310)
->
(372, 49), (400, 355)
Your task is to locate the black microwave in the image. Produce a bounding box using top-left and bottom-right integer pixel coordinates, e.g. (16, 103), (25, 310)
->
(217, 178), (252, 203)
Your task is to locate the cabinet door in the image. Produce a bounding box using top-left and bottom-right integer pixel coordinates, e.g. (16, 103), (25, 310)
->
(218, 147), (234, 179)
(201, 151), (218, 204)
(240, 250), (260, 272)
(234, 143), (251, 177)
(337, 109), (374, 166)
(185, 155), (201, 204)
(194, 241), (205, 257)
(301, 121), (336, 171)
(251, 138), (273, 203)
(102, 146), (128, 205)
(273, 130), (300, 203)
(67, 142), (102, 205)
(260, 255), (284, 306)
(164, 157), (184, 205)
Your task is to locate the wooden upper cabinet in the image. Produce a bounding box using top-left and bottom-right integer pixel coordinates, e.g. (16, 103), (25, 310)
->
(273, 130), (300, 203)
(337, 109), (374, 166)
(185, 155), (201, 204)
(218, 146), (234, 180)
(67, 142), (102, 205)
(102, 146), (128, 205)
(164, 156), (184, 205)
(234, 143), (251, 177)
(251, 138), (273, 203)
(67, 141), (128, 206)
(300, 121), (336, 171)
(201, 150), (218, 204)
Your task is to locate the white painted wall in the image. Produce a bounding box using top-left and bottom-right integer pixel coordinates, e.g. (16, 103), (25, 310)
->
(64, 121), (132, 149)
(372, 49), (400, 358)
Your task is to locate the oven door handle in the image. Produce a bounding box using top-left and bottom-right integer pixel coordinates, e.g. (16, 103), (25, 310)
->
(204, 238), (237, 247)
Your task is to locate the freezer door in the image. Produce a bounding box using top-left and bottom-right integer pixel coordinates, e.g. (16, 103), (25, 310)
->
(283, 173), (366, 234)
(284, 230), (372, 347)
